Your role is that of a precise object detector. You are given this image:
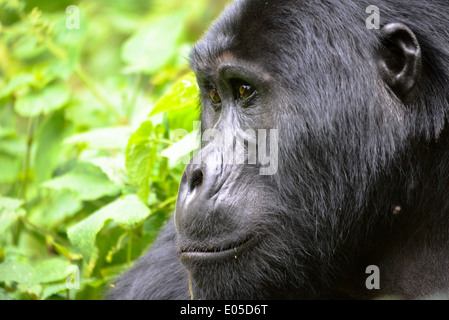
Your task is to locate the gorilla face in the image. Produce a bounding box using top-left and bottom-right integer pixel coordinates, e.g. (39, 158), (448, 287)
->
(174, 47), (288, 298)
(109, 0), (449, 301)
(172, 0), (425, 299)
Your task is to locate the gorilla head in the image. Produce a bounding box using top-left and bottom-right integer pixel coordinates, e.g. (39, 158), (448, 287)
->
(110, 0), (449, 300)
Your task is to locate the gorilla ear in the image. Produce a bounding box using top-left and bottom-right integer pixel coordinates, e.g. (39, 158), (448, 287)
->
(376, 22), (422, 97)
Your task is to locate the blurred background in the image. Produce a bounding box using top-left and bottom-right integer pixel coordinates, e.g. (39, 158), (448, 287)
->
(0, 0), (228, 299)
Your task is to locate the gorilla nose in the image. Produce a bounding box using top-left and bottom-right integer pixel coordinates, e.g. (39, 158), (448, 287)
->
(175, 160), (219, 235)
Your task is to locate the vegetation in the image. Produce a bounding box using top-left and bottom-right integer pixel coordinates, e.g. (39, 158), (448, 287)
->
(0, 0), (226, 300)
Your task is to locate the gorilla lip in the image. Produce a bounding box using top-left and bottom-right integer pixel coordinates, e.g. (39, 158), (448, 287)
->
(179, 236), (254, 260)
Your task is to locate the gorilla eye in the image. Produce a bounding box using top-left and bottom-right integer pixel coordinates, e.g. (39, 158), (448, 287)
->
(231, 80), (257, 102)
(210, 87), (222, 105)
(238, 83), (255, 100)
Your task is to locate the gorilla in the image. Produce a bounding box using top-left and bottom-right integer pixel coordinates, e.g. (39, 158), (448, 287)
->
(108, 0), (449, 299)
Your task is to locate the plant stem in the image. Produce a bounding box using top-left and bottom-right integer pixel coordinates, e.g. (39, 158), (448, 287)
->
(127, 229), (133, 265)
(74, 66), (121, 118)
(20, 118), (34, 202)
(45, 40), (120, 119)
(150, 196), (177, 211)
(21, 216), (70, 246)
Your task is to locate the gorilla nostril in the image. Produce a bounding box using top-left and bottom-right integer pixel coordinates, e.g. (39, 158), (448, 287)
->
(189, 170), (204, 192)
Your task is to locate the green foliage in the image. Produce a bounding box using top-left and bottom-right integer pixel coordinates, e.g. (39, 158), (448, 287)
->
(67, 195), (151, 264)
(0, 0), (226, 300)
(150, 70), (199, 115)
(121, 12), (186, 74)
(0, 196), (25, 233)
(15, 83), (70, 117)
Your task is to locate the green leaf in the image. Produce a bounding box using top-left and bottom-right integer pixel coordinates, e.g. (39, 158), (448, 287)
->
(34, 110), (69, 183)
(0, 197), (25, 234)
(30, 258), (72, 285)
(88, 155), (127, 186)
(64, 127), (132, 150)
(67, 195), (151, 260)
(11, 35), (46, 60)
(0, 258), (71, 288)
(14, 83), (70, 117)
(0, 73), (34, 99)
(41, 283), (69, 300)
(16, 283), (42, 299)
(46, 53), (78, 81)
(150, 72), (199, 115)
(0, 288), (14, 300)
(0, 153), (21, 183)
(43, 164), (120, 201)
(29, 191), (82, 229)
(125, 121), (156, 202)
(0, 260), (34, 286)
(161, 130), (199, 163)
(0, 137), (25, 156)
(121, 12), (186, 74)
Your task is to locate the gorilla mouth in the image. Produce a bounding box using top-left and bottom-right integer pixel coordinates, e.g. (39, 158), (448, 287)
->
(179, 236), (254, 260)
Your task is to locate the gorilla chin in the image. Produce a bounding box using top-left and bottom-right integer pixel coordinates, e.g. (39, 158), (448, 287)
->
(108, 0), (449, 300)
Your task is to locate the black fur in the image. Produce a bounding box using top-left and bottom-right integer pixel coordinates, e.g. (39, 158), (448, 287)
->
(108, 0), (449, 299)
